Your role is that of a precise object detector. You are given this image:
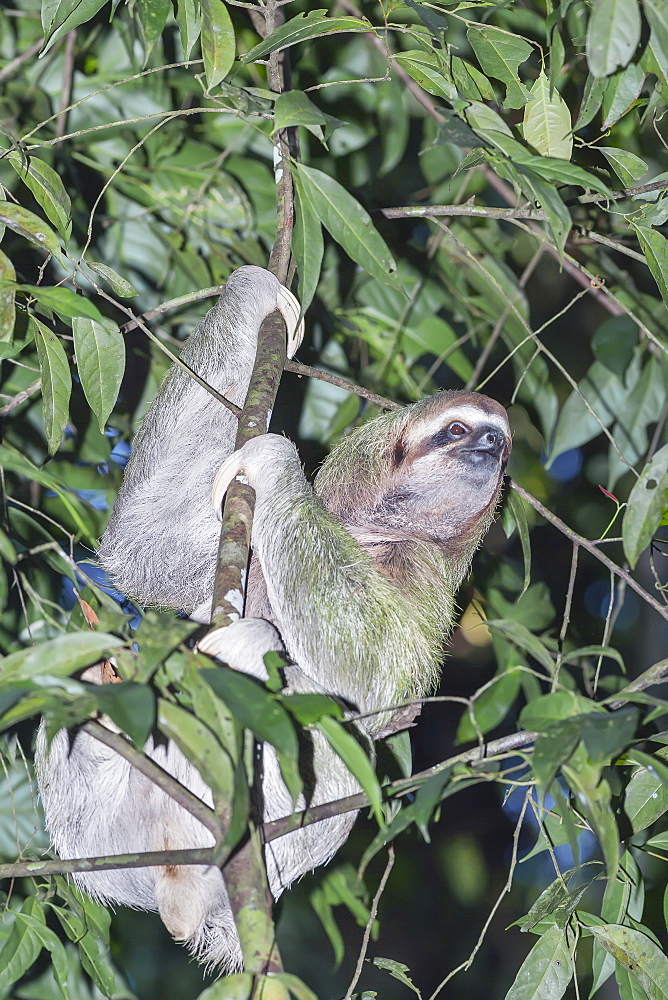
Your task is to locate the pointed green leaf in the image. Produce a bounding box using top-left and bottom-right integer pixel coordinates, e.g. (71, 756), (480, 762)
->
(274, 91), (343, 142)
(7, 150), (72, 240)
(0, 898), (46, 992)
(586, 0), (642, 78)
(504, 924), (573, 1000)
(158, 698), (235, 801)
(175, 0), (202, 57)
(73, 316), (125, 430)
(0, 445), (94, 540)
(41, 0), (109, 55)
(523, 73), (572, 160)
(633, 225), (668, 305)
(31, 315), (72, 454)
(0, 200), (63, 259)
(622, 442), (668, 567)
(598, 147), (648, 186)
(589, 924), (668, 1000)
(295, 163), (396, 284)
(574, 74), (607, 130)
(393, 49), (458, 103)
(242, 10), (374, 64)
(2, 630), (123, 680)
(293, 184), (324, 317)
(318, 715), (383, 825)
(601, 63), (645, 129)
(86, 260), (138, 297)
(19, 284), (104, 322)
(136, 0), (171, 61)
(200, 0), (235, 90)
(0, 248), (16, 342)
(645, 0), (668, 86)
(93, 682), (155, 747)
(467, 23), (532, 109)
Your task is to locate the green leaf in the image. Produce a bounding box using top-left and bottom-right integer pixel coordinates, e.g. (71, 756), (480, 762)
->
(281, 692), (342, 725)
(293, 184), (324, 317)
(562, 745), (619, 876)
(451, 56), (496, 101)
(203, 668), (297, 757)
(0, 248), (16, 342)
(593, 852), (644, 994)
(31, 315), (72, 454)
(7, 150), (72, 240)
(574, 74), (607, 130)
(504, 924), (573, 1000)
(158, 698), (235, 801)
(532, 719), (581, 796)
(616, 965), (650, 1000)
(467, 23), (532, 109)
(0, 200), (63, 259)
(519, 692), (600, 731)
(486, 619), (554, 673)
(633, 225), (668, 306)
(72, 316), (125, 431)
(622, 443), (668, 567)
(53, 904), (117, 999)
(21, 284), (105, 322)
(86, 260), (137, 297)
(503, 490), (531, 593)
(588, 924), (668, 1000)
(41, 0), (109, 54)
(456, 666), (522, 742)
(522, 73), (572, 160)
(1, 631), (123, 680)
(174, 0), (202, 57)
(393, 50), (457, 103)
(242, 10), (374, 64)
(296, 164), (396, 284)
(94, 682), (155, 747)
(645, 0), (668, 86)
(136, 0), (171, 62)
(518, 170), (572, 257)
(598, 147), (648, 187)
(547, 357), (638, 465)
(13, 910), (71, 997)
(317, 715), (383, 825)
(203, 667), (302, 803)
(623, 747), (668, 833)
(274, 91), (343, 142)
(0, 445), (95, 543)
(601, 63), (645, 129)
(586, 0), (642, 78)
(0, 898), (46, 993)
(200, 0), (235, 91)
(197, 973), (254, 1000)
(373, 958), (422, 997)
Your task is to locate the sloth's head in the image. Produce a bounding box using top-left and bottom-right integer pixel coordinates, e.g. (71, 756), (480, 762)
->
(316, 391), (511, 553)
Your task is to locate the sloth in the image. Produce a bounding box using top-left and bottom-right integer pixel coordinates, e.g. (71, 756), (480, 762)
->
(36, 266), (511, 971)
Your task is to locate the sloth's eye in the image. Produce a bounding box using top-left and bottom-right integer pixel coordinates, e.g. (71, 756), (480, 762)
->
(447, 421), (469, 438)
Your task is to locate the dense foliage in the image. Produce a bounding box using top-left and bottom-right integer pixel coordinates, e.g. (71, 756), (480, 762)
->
(0, 0), (668, 998)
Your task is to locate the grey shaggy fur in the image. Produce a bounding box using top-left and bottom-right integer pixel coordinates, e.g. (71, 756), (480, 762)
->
(36, 266), (510, 971)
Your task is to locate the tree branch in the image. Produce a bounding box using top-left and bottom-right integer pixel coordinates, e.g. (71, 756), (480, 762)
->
(82, 721), (220, 838)
(509, 480), (668, 621)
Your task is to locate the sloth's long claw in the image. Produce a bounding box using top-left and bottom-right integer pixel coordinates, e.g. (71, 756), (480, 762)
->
(276, 285), (304, 358)
(211, 450), (248, 519)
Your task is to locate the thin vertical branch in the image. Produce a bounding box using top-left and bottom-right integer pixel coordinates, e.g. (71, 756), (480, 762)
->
(208, 0), (298, 978)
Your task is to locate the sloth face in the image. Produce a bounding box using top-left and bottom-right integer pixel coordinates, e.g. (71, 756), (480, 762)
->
(382, 392), (511, 537)
(316, 389), (511, 546)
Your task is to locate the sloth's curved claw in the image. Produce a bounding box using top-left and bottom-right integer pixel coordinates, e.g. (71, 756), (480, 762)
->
(277, 285), (304, 358)
(211, 450), (247, 520)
